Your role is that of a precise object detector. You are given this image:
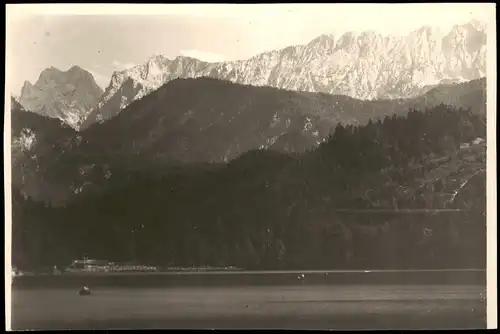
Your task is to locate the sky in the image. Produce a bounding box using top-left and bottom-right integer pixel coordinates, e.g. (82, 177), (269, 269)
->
(5, 3), (495, 95)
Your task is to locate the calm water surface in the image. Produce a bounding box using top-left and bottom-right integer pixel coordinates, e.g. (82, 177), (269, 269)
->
(11, 270), (487, 330)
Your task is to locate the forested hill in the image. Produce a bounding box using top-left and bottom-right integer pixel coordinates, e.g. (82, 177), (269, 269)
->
(12, 77), (485, 206)
(12, 104), (486, 271)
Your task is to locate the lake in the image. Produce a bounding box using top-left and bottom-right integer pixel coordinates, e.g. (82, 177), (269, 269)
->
(10, 270), (487, 330)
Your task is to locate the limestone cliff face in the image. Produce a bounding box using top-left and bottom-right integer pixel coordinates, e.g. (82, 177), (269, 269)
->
(82, 20), (486, 129)
(19, 66), (103, 130)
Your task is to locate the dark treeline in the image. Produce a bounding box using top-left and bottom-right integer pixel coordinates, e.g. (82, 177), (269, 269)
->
(12, 104), (486, 271)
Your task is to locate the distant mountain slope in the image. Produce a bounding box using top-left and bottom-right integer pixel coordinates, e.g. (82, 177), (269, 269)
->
(80, 77), (401, 166)
(80, 77), (487, 166)
(408, 77), (487, 114)
(11, 77), (486, 205)
(81, 20), (486, 129)
(19, 66), (103, 129)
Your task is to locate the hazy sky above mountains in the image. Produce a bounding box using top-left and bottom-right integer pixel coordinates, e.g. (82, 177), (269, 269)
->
(6, 3), (494, 94)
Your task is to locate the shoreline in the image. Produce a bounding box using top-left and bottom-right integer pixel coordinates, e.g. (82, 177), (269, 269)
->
(11, 269), (487, 289)
(13, 268), (486, 277)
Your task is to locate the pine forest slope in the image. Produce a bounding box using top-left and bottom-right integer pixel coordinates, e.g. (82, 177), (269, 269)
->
(12, 103), (486, 271)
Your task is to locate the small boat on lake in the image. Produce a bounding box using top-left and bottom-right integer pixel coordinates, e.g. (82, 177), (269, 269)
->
(78, 286), (92, 296)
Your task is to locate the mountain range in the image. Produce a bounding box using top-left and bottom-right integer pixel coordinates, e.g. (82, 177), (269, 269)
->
(11, 76), (486, 205)
(17, 20), (487, 130)
(11, 19), (488, 206)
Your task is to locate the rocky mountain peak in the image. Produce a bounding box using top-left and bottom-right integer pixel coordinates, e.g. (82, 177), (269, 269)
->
(468, 19), (486, 32)
(147, 53), (168, 62)
(18, 66), (104, 130)
(307, 34), (336, 48)
(20, 81), (35, 94)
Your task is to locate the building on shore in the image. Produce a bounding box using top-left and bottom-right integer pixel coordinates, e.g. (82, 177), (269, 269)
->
(67, 258), (114, 273)
(67, 258), (157, 273)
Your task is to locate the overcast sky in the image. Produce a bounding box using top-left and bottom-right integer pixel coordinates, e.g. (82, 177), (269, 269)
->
(5, 3), (494, 95)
